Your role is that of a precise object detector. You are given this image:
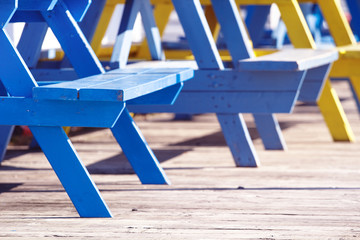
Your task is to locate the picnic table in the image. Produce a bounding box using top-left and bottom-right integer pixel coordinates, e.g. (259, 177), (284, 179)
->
(0, 0), (194, 217)
(101, 0), (339, 167)
(81, 0), (355, 146)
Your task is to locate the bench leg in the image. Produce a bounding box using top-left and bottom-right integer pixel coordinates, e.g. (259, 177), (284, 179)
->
(111, 109), (170, 184)
(217, 113), (260, 167)
(0, 125), (13, 163)
(318, 79), (355, 141)
(30, 126), (112, 218)
(253, 114), (287, 150)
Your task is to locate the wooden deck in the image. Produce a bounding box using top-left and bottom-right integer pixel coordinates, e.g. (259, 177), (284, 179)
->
(1, 80), (360, 239)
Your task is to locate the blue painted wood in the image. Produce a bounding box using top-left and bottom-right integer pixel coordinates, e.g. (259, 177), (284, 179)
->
(245, 5), (271, 47)
(110, 0), (142, 69)
(18, 0), (58, 11)
(0, 30), (37, 97)
(30, 126), (112, 217)
(253, 114), (287, 150)
(78, 0), (107, 42)
(17, 22), (48, 68)
(217, 114), (260, 167)
(0, 126), (13, 162)
(171, 0), (260, 166)
(140, 0), (164, 60)
(0, 97), (125, 127)
(41, 0), (104, 78)
(172, 0), (223, 69)
(211, 0), (285, 152)
(33, 68), (192, 101)
(111, 109), (170, 184)
(238, 49), (338, 72)
(183, 69), (305, 91)
(61, 0), (107, 68)
(298, 64), (331, 102)
(128, 90), (299, 114)
(32, 69), (79, 81)
(0, 1), (16, 27)
(128, 82), (183, 105)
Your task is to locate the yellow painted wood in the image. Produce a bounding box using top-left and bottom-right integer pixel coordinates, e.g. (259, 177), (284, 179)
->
(276, 1), (316, 48)
(317, 79), (355, 141)
(316, 0), (356, 46)
(275, 1), (354, 142)
(63, 127), (71, 135)
(204, 6), (221, 41)
(330, 58), (360, 77)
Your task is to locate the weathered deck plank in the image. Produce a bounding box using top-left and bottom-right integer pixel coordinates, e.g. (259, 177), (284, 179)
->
(0, 80), (359, 239)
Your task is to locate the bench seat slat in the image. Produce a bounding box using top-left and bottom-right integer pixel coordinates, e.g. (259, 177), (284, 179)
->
(80, 74), (178, 101)
(238, 49), (338, 71)
(33, 68), (193, 102)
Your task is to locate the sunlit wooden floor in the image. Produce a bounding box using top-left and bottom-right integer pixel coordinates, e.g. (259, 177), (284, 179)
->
(0, 80), (359, 239)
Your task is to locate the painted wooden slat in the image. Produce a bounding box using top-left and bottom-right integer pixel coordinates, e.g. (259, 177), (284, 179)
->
(182, 69), (305, 92)
(0, 97), (125, 128)
(127, 82), (183, 105)
(128, 91), (299, 114)
(80, 74), (179, 101)
(31, 69), (79, 81)
(245, 5), (271, 47)
(10, 11), (45, 22)
(33, 68), (193, 101)
(111, 109), (170, 184)
(238, 49), (338, 71)
(78, 0), (107, 43)
(62, 0), (91, 21)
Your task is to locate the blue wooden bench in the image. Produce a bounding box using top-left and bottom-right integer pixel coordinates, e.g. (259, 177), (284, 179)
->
(0, 0), (193, 217)
(28, 0), (340, 167)
(102, 0), (339, 167)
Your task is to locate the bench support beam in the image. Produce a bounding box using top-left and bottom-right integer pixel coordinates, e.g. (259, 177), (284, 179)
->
(30, 126), (112, 217)
(111, 109), (170, 184)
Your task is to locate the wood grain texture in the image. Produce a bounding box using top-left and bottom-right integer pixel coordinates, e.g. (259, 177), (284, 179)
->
(0, 80), (359, 238)
(238, 49), (338, 71)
